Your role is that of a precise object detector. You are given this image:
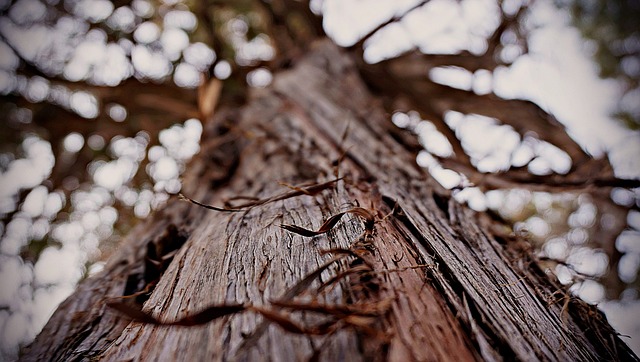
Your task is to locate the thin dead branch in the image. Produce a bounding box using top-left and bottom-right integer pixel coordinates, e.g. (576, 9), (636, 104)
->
(281, 207), (375, 237)
(179, 178), (342, 212)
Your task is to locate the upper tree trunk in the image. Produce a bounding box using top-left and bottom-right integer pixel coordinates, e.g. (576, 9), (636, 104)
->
(22, 39), (636, 361)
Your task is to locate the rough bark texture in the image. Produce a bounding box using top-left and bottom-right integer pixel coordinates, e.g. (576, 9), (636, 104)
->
(23, 39), (636, 361)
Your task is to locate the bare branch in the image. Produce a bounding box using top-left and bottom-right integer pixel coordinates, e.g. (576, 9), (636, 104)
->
(350, 1), (430, 52)
(438, 157), (640, 192)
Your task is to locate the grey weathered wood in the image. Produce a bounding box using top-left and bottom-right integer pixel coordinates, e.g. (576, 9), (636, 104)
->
(22, 39), (636, 361)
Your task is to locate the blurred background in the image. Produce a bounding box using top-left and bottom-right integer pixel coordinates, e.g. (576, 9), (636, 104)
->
(0, 0), (638, 359)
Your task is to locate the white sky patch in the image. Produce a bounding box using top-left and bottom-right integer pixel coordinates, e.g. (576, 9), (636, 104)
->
(81, 211), (101, 231)
(534, 141), (572, 174)
(525, 215), (550, 238)
(21, 185), (48, 218)
(608, 135), (640, 179)
(93, 158), (136, 190)
(107, 6), (135, 33)
(568, 248), (609, 277)
(544, 238), (569, 260)
(404, 0), (459, 42)
(431, 168), (461, 189)
(69, 91), (98, 118)
(107, 103), (127, 122)
(25, 76), (49, 103)
(214, 60), (231, 79)
(72, 0), (113, 23)
(0, 42), (17, 71)
(1, 311), (29, 356)
(65, 40), (105, 81)
(0, 218), (29, 255)
(145, 120), (201, 193)
(110, 135), (148, 161)
(247, 68), (272, 88)
(174, 62), (200, 88)
(8, 0), (46, 24)
(42, 192), (64, 219)
(627, 212), (640, 231)
(619, 253), (640, 283)
(363, 22), (413, 63)
(461, 0), (501, 39)
(600, 301), (640, 355)
(131, 45), (172, 79)
(132, 0), (154, 18)
(0, 20), (50, 62)
(51, 221), (84, 246)
(163, 10), (197, 31)
(183, 42), (215, 71)
(29, 284), (75, 335)
(161, 27), (190, 61)
(158, 119), (202, 159)
(134, 21), (161, 44)
(0, 258), (24, 306)
(0, 137), (54, 206)
(493, 1), (632, 159)
(64, 132), (85, 153)
(455, 114), (521, 172)
(323, 0), (413, 46)
(151, 156), (179, 180)
(453, 187), (487, 211)
(429, 66), (473, 91)
(236, 35), (274, 66)
(92, 43), (132, 86)
(34, 246), (83, 286)
(148, 145), (166, 162)
(415, 121), (453, 157)
(575, 279), (606, 304)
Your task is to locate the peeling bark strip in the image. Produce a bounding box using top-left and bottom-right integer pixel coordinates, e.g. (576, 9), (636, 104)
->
(23, 40), (636, 361)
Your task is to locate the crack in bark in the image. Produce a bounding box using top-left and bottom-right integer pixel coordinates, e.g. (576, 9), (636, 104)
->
(382, 197), (520, 360)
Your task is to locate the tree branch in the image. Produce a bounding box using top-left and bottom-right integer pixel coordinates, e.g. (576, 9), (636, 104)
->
(438, 157), (640, 191)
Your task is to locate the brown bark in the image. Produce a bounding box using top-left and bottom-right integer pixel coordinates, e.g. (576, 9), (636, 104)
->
(22, 39), (636, 361)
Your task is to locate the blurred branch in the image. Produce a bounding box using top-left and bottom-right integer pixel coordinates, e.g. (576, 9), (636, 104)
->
(539, 257), (603, 281)
(432, 86), (591, 167)
(1, 22), (197, 115)
(352, 1), (527, 73)
(283, 0), (325, 37)
(195, 0), (223, 66)
(349, 4), (590, 174)
(361, 52), (592, 168)
(356, 56), (474, 169)
(438, 156), (640, 191)
(255, 0), (324, 61)
(350, 1), (430, 52)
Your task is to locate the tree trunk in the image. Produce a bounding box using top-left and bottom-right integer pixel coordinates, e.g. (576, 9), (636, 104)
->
(22, 39), (636, 362)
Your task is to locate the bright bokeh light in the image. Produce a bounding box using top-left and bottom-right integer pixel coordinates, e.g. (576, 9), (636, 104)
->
(214, 60), (232, 79)
(247, 68), (273, 88)
(183, 42), (216, 70)
(174, 62), (200, 88)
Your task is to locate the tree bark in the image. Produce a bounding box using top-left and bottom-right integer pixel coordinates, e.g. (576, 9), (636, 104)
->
(22, 39), (636, 362)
